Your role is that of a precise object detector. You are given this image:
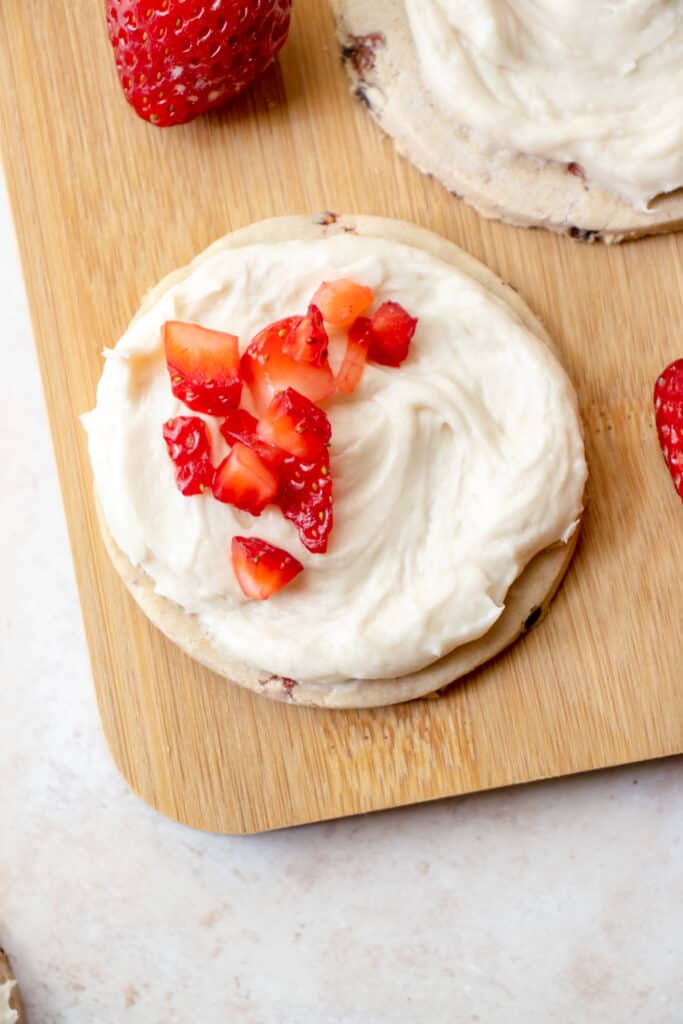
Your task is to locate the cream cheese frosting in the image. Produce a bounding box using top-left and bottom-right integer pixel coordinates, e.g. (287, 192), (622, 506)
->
(84, 232), (586, 684)
(406, 0), (683, 209)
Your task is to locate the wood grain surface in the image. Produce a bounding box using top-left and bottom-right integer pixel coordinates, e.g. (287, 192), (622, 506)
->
(2, 0), (682, 834)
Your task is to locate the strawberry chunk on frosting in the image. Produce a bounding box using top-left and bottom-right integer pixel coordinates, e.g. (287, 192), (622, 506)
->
(159, 278), (419, 596)
(231, 537), (303, 601)
(164, 321), (241, 415)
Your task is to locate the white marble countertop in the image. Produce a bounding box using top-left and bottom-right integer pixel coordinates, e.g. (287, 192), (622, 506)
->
(1, 176), (682, 1024)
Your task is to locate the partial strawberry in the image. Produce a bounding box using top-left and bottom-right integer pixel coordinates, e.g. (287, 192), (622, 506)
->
(213, 442), (278, 515)
(106, 0), (292, 127)
(162, 416), (214, 495)
(277, 450), (333, 554)
(231, 536), (303, 600)
(368, 302), (418, 367)
(654, 358), (683, 502)
(282, 304), (329, 365)
(164, 321), (241, 416)
(312, 279), (374, 328)
(257, 388), (331, 459)
(219, 407), (260, 446)
(219, 407), (284, 469)
(336, 316), (372, 394)
(241, 318), (335, 416)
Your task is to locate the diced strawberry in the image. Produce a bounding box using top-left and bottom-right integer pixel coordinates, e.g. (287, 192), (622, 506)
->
(219, 407), (260, 445)
(162, 416), (214, 496)
(368, 302), (418, 367)
(173, 461), (215, 496)
(312, 279), (374, 328)
(336, 316), (373, 394)
(257, 388), (331, 459)
(164, 321), (241, 415)
(241, 318), (335, 416)
(219, 408), (284, 469)
(282, 304), (329, 366)
(277, 450), (333, 554)
(213, 442), (278, 515)
(231, 536), (303, 601)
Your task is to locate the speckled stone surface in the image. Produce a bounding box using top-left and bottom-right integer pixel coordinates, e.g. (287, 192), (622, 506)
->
(1, 178), (682, 1024)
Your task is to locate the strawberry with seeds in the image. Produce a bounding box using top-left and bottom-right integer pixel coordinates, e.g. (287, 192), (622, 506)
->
(164, 321), (241, 416)
(257, 388), (331, 459)
(220, 408), (284, 469)
(368, 301), (418, 367)
(277, 450), (334, 554)
(282, 305), (329, 365)
(213, 442), (278, 515)
(241, 317), (335, 416)
(312, 279), (374, 327)
(231, 537), (303, 600)
(106, 0), (292, 127)
(654, 358), (683, 502)
(162, 416), (214, 495)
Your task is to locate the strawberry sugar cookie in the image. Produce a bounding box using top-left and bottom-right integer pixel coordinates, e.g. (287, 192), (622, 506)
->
(333, 0), (683, 242)
(83, 215), (587, 708)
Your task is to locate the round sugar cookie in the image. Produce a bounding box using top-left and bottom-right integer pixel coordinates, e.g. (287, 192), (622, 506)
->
(85, 213), (586, 709)
(332, 0), (683, 243)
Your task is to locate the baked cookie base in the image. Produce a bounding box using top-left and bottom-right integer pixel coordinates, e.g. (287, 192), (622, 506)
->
(332, 0), (683, 244)
(92, 212), (584, 709)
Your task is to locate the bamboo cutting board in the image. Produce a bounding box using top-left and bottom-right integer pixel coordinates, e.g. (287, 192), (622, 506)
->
(2, 0), (682, 835)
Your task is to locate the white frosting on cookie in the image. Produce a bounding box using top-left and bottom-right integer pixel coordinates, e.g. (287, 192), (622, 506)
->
(84, 232), (585, 684)
(407, 0), (683, 208)
(0, 981), (18, 1024)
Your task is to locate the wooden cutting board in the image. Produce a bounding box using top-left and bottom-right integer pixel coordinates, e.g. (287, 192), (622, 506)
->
(2, 0), (682, 835)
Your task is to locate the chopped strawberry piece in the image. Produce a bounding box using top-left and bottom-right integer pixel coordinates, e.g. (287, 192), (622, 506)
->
(219, 408), (284, 469)
(257, 388), (331, 459)
(213, 442), (278, 515)
(231, 536), (303, 601)
(162, 416), (214, 496)
(654, 358), (683, 502)
(219, 407), (259, 445)
(312, 279), (374, 328)
(336, 316), (373, 394)
(282, 304), (329, 365)
(173, 461), (215, 496)
(368, 302), (418, 367)
(164, 321), (241, 416)
(277, 450), (333, 554)
(241, 318), (335, 416)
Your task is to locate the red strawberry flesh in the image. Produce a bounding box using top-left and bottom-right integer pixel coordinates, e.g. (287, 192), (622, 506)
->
(164, 321), (241, 416)
(219, 408), (284, 469)
(312, 279), (374, 328)
(336, 316), (372, 394)
(368, 301), (418, 367)
(282, 305), (329, 366)
(213, 442), (278, 515)
(241, 317), (335, 416)
(231, 536), (303, 600)
(257, 387), (331, 459)
(106, 0), (292, 127)
(654, 358), (683, 502)
(277, 450), (333, 554)
(162, 416), (214, 495)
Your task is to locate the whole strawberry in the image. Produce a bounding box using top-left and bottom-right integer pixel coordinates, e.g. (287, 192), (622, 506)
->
(654, 358), (683, 503)
(106, 0), (292, 126)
